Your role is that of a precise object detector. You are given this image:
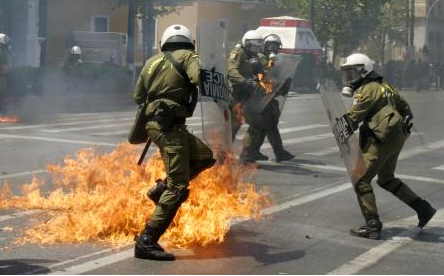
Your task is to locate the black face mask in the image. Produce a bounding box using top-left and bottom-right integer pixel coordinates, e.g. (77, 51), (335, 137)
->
(264, 42), (280, 55)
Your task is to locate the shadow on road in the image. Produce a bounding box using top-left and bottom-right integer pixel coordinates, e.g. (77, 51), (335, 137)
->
(178, 239), (305, 266)
(0, 258), (55, 275)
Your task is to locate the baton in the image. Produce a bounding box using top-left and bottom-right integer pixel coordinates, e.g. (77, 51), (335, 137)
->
(138, 138), (152, 166)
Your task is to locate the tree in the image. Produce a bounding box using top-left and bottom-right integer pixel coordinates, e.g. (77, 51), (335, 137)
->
(111, 0), (182, 69)
(364, 0), (409, 65)
(280, 0), (387, 61)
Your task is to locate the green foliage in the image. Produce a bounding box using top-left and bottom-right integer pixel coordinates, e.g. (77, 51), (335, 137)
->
(280, 0), (408, 59)
(110, 0), (182, 17)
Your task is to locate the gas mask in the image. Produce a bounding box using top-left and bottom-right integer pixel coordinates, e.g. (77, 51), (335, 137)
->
(245, 39), (263, 56)
(341, 66), (365, 97)
(264, 42), (280, 57)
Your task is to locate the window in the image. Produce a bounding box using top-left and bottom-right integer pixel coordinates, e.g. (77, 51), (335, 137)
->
(91, 15), (109, 32)
(137, 18), (158, 49)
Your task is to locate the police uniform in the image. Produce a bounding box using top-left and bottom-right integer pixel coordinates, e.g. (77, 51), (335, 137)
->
(63, 54), (84, 91)
(348, 75), (436, 239)
(133, 48), (215, 260)
(227, 45), (256, 141)
(243, 53), (292, 162)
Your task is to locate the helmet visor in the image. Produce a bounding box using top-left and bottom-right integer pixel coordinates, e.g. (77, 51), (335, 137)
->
(245, 39), (263, 55)
(341, 67), (361, 85)
(265, 42), (280, 55)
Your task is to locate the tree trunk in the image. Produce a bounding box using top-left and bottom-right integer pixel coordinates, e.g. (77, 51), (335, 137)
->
(126, 0), (136, 70)
(142, 0), (155, 61)
(381, 30), (386, 66)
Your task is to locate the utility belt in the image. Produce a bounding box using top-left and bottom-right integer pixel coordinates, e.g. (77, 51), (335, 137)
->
(146, 99), (187, 132)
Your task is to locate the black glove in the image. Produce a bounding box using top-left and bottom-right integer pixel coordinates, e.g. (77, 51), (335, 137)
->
(402, 115), (413, 137)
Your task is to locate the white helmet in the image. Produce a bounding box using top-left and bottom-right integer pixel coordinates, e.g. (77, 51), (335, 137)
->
(70, 46), (82, 55)
(340, 53), (375, 97)
(160, 24), (194, 50)
(264, 34), (282, 46)
(0, 33), (11, 45)
(341, 53), (374, 76)
(241, 30), (263, 48)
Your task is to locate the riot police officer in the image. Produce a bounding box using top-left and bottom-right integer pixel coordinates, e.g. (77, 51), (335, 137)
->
(0, 33), (12, 110)
(63, 46), (84, 91)
(227, 30), (263, 145)
(133, 24), (216, 260)
(245, 34), (294, 162)
(341, 53), (436, 240)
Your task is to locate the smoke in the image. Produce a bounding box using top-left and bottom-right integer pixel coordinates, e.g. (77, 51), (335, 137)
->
(4, 65), (133, 122)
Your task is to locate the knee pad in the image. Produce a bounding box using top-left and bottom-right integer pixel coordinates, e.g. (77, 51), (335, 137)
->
(354, 182), (374, 196)
(147, 179), (167, 204)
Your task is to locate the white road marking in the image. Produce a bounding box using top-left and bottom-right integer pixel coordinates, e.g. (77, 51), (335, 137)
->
(0, 117), (134, 130)
(262, 132), (333, 150)
(234, 123), (311, 141)
(0, 210), (42, 222)
(40, 122), (132, 133)
(399, 139), (444, 160)
(0, 134), (117, 147)
(0, 116), (202, 131)
(305, 146), (338, 156)
(49, 181), (352, 274)
(0, 170), (46, 181)
(278, 124), (329, 134)
(92, 130), (128, 136)
(299, 164), (444, 185)
(327, 209), (444, 275)
(432, 164), (444, 171)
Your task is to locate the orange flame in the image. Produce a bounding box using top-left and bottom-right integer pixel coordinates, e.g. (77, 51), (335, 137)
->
(257, 73), (274, 94)
(0, 143), (271, 248)
(0, 116), (20, 123)
(233, 103), (245, 125)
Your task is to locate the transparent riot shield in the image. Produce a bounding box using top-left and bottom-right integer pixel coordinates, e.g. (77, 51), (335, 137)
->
(319, 80), (366, 185)
(243, 54), (302, 119)
(196, 24), (232, 154)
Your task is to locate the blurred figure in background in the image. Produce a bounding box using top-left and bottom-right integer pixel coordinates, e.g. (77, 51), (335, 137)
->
(0, 33), (12, 111)
(63, 46), (84, 92)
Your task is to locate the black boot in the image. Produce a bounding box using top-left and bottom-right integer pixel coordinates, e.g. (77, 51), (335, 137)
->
(134, 225), (175, 261)
(408, 198), (437, 228)
(147, 179), (167, 204)
(275, 149), (295, 162)
(350, 219), (382, 240)
(240, 150), (256, 164)
(250, 151), (269, 161)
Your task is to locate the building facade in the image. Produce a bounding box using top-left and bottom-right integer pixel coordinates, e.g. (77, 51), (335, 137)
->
(0, 0), (293, 67)
(414, 0), (444, 62)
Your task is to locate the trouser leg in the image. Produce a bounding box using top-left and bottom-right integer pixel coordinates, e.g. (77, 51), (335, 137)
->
(188, 131), (216, 180)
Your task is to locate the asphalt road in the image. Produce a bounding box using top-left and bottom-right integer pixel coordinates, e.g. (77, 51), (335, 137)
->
(1, 89), (444, 274)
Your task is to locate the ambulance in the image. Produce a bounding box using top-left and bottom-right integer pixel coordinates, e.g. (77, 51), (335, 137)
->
(256, 16), (322, 92)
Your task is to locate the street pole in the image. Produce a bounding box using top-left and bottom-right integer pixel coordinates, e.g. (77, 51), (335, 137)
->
(409, 0), (415, 60)
(309, 0), (315, 91)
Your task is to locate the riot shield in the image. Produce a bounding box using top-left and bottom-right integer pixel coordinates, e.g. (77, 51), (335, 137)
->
(319, 80), (366, 184)
(243, 54), (302, 119)
(197, 24), (232, 154)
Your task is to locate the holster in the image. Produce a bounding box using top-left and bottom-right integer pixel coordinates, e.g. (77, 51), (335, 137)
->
(147, 101), (185, 132)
